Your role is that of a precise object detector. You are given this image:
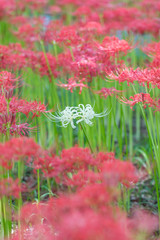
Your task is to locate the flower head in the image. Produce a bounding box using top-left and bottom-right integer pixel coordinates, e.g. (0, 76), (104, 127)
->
(76, 104), (109, 126)
(47, 106), (79, 129)
(46, 104), (109, 128)
(57, 77), (89, 94)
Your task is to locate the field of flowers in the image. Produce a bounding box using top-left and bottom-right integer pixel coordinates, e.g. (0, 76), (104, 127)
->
(0, 0), (160, 239)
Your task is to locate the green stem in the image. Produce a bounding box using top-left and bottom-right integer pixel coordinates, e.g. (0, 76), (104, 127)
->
(37, 169), (40, 203)
(18, 161), (22, 230)
(79, 123), (94, 153)
(47, 178), (52, 198)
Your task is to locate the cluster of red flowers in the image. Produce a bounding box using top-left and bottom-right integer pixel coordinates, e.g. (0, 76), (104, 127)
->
(0, 178), (21, 199)
(0, 137), (42, 169)
(9, 143), (137, 189)
(0, 0), (48, 19)
(120, 93), (158, 110)
(0, 139), (155, 240)
(95, 87), (122, 98)
(1, 0), (160, 98)
(0, 44), (58, 79)
(0, 138), (138, 193)
(106, 67), (160, 88)
(0, 0), (160, 38)
(57, 77), (89, 94)
(143, 41), (160, 69)
(0, 71), (47, 136)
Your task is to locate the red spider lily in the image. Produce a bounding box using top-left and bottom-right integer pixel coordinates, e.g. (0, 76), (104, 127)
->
(0, 95), (8, 113)
(0, 71), (47, 136)
(143, 41), (160, 57)
(140, 0), (160, 16)
(5, 137), (43, 160)
(102, 9), (160, 36)
(12, 0), (48, 15)
(0, 96), (47, 118)
(55, 210), (131, 240)
(77, 183), (115, 209)
(106, 67), (160, 88)
(61, 145), (95, 170)
(0, 0), (15, 19)
(0, 104), (46, 136)
(14, 24), (42, 47)
(154, 98), (160, 112)
(10, 98), (47, 118)
(0, 43), (32, 71)
(106, 67), (136, 85)
(103, 7), (141, 23)
(36, 146), (96, 182)
(121, 93), (156, 109)
(53, 184), (114, 215)
(0, 143), (14, 169)
(95, 87), (122, 98)
(56, 26), (82, 47)
(84, 12), (100, 23)
(150, 56), (160, 68)
(0, 178), (21, 199)
(36, 52), (58, 80)
(0, 71), (19, 90)
(16, 202), (52, 233)
(57, 40), (116, 79)
(127, 18), (160, 37)
(143, 42), (160, 68)
(57, 77), (89, 94)
(128, 208), (159, 235)
(80, 21), (104, 35)
(0, 137), (43, 169)
(13, 206), (130, 240)
(8, 153), (156, 240)
(95, 151), (116, 165)
(10, 16), (44, 28)
(0, 71), (20, 98)
(100, 160), (139, 187)
(11, 122), (33, 136)
(0, 113), (32, 136)
(73, 6), (91, 18)
(0, 72), (47, 116)
(34, 153), (62, 178)
(0, 46), (54, 76)
(17, 0), (48, 11)
(57, 51), (73, 75)
(96, 36), (132, 56)
(43, 20), (63, 43)
(11, 224), (55, 240)
(49, 5), (61, 14)
(64, 169), (101, 189)
(11, 197), (157, 240)
(57, 0), (110, 9)
(71, 56), (99, 79)
(9, 16), (29, 26)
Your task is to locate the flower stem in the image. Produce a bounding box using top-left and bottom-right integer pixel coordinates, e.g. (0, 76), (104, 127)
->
(79, 123), (94, 153)
(47, 178), (52, 198)
(37, 169), (40, 203)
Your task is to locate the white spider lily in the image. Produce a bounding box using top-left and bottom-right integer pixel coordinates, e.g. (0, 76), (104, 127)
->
(47, 106), (79, 129)
(76, 104), (109, 126)
(46, 104), (110, 128)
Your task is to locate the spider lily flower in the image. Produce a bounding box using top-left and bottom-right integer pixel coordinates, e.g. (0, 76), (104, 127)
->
(120, 93), (156, 109)
(57, 77), (89, 94)
(76, 104), (110, 126)
(95, 87), (123, 98)
(46, 104), (110, 128)
(46, 106), (80, 129)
